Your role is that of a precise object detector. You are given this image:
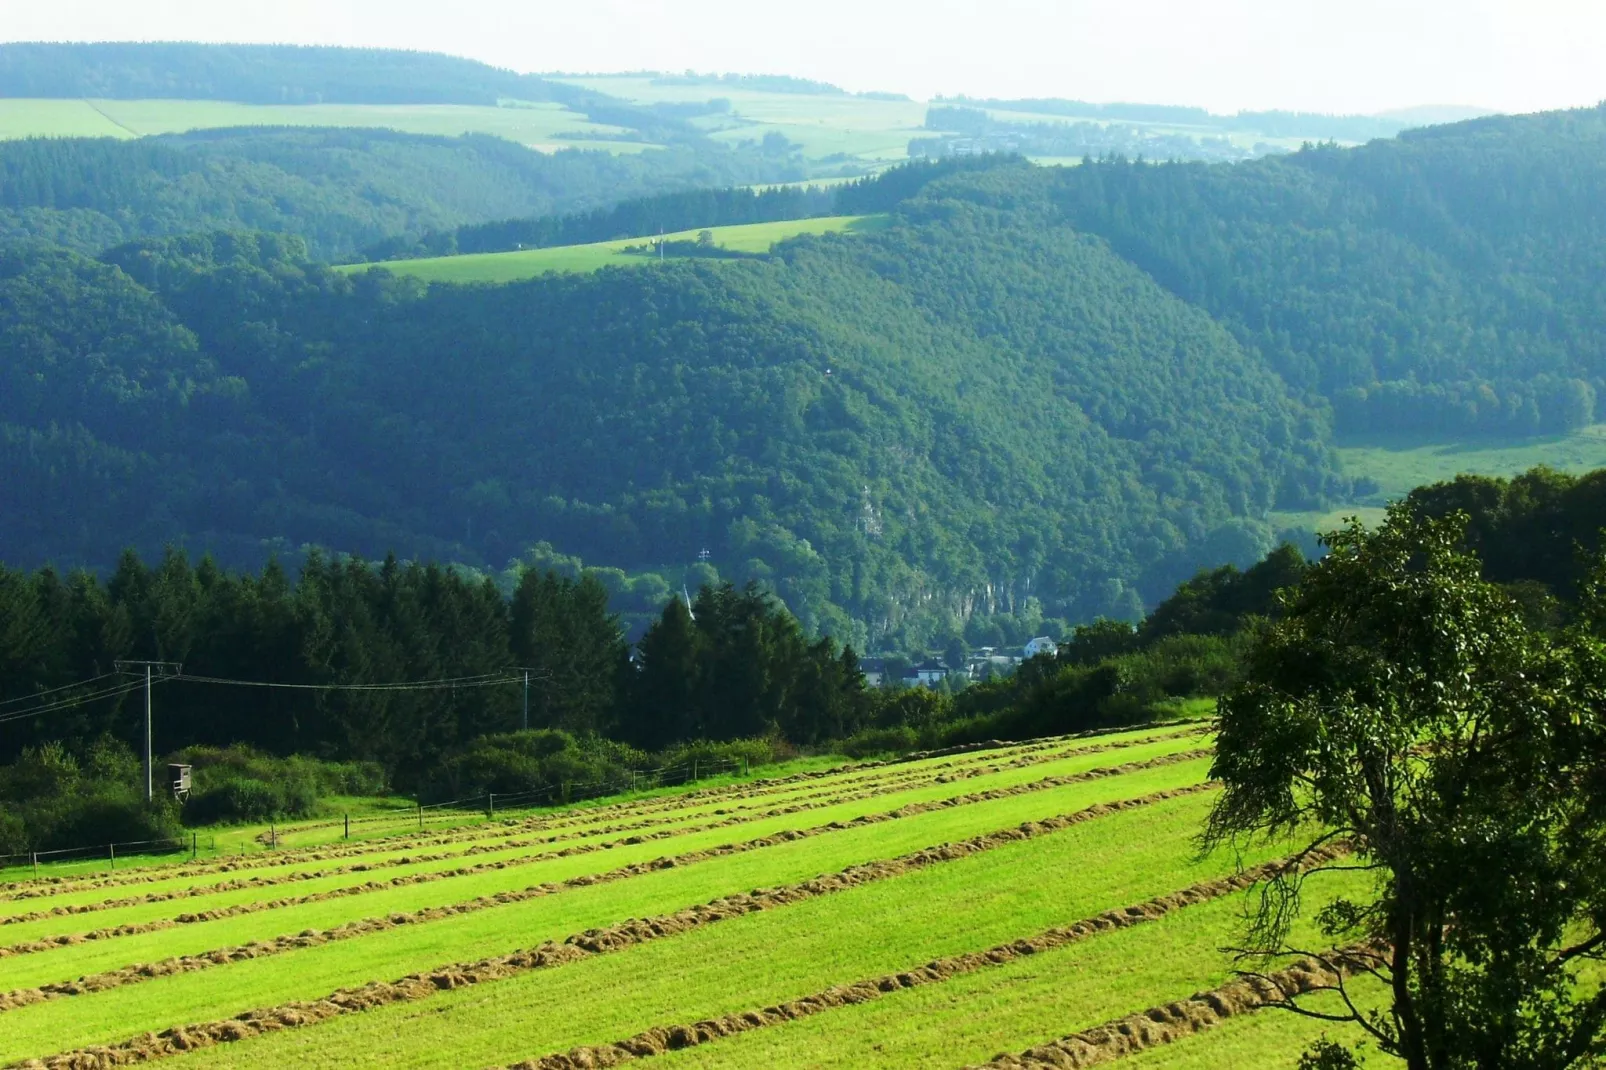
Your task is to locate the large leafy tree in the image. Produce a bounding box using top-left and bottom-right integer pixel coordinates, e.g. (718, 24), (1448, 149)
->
(1206, 506), (1606, 1069)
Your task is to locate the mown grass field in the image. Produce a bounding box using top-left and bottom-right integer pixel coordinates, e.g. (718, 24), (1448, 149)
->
(344, 215), (890, 284)
(0, 98), (650, 152)
(0, 719), (1383, 1068)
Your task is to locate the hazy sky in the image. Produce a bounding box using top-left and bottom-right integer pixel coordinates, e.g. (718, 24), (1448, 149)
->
(7, 0), (1606, 115)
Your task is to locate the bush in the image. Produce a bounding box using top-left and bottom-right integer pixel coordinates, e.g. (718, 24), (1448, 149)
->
(421, 729), (647, 804)
(840, 725), (919, 758)
(656, 737), (784, 774)
(173, 744), (387, 825)
(0, 739), (182, 853)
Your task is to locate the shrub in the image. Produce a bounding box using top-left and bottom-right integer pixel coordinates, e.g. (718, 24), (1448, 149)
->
(840, 725), (919, 758)
(173, 744), (387, 825)
(421, 729), (647, 804)
(0, 739), (182, 853)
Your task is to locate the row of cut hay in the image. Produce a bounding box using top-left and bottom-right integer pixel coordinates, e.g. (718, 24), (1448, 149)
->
(491, 844), (1353, 1070)
(17, 780), (1222, 1069)
(2, 731), (1210, 937)
(3, 725), (1207, 904)
(0, 751), (1212, 1013)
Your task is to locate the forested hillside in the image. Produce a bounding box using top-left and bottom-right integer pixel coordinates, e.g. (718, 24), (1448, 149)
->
(0, 129), (798, 259)
(4, 107), (1606, 647)
(0, 189), (1328, 646)
(1047, 105), (1606, 436)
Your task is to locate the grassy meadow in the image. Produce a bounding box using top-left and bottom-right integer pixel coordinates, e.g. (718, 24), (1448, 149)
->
(0, 720), (1382, 1068)
(345, 214), (890, 284)
(0, 98), (649, 152)
(1272, 422), (1606, 536)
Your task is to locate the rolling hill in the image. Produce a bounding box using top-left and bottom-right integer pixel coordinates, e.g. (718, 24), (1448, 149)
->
(4, 90), (1606, 648)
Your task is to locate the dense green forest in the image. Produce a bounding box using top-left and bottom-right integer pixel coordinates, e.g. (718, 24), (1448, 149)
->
(5, 96), (1606, 648)
(3, 42), (587, 109)
(1046, 106), (1606, 435)
(0, 129), (802, 259)
(2, 187), (1329, 644)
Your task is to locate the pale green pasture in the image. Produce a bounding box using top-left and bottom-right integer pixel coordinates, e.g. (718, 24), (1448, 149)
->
(4, 741), (1208, 986)
(0, 761), (1213, 1061)
(0, 100), (128, 138)
(161, 788), (1280, 1069)
(345, 215), (888, 284)
(659, 869), (1376, 1070)
(0, 98), (648, 152)
(1341, 424), (1606, 501)
(1273, 423), (1606, 536)
(552, 76), (929, 161)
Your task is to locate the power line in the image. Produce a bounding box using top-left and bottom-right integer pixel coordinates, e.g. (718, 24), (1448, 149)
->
(170, 671), (522, 692)
(0, 672), (124, 707)
(0, 679), (150, 725)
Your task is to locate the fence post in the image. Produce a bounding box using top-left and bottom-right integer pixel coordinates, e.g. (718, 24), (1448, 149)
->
(743, 756), (749, 777)
(31, 852), (37, 879)
(417, 802), (423, 832)
(191, 832), (197, 860)
(487, 793), (494, 820)
(109, 842), (115, 871)
(344, 813), (350, 840)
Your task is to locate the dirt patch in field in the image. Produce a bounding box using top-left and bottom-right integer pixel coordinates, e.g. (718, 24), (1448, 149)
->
(14, 777), (1217, 1067)
(1, 724), (1209, 905)
(493, 843), (1353, 1070)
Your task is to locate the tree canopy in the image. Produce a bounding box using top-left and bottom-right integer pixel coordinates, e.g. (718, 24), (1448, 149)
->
(1207, 507), (1606, 1068)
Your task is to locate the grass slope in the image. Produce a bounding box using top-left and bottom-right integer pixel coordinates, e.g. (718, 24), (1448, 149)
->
(0, 725), (1382, 1069)
(0, 755), (1211, 1060)
(345, 215), (888, 283)
(1274, 423), (1606, 534)
(0, 98), (649, 152)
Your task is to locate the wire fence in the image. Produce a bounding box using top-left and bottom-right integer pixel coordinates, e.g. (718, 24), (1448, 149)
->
(2, 756), (751, 878)
(0, 834), (210, 878)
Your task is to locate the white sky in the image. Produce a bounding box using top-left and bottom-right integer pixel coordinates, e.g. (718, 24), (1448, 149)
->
(4, 0), (1605, 115)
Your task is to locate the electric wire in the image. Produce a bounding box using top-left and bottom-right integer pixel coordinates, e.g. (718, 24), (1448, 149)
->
(0, 672), (124, 706)
(0, 679), (150, 725)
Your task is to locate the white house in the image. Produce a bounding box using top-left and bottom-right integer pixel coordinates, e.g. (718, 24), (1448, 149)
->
(1023, 636), (1059, 659)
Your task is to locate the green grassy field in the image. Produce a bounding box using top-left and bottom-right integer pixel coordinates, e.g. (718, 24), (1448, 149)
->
(0, 98), (649, 152)
(0, 721), (1375, 1068)
(1273, 423), (1606, 536)
(343, 214), (890, 284)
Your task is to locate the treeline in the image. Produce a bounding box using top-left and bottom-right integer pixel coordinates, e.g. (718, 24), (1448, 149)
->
(0, 538), (1299, 853)
(0, 549), (863, 779)
(1046, 105), (1606, 436)
(359, 156), (1012, 262)
(2, 42), (562, 107)
(0, 128), (804, 259)
(362, 184), (837, 261)
(939, 96), (1415, 142)
(920, 106), (1258, 164)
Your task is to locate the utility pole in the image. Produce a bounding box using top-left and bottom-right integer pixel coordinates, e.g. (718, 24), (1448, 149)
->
(512, 668), (541, 732)
(114, 661), (182, 803)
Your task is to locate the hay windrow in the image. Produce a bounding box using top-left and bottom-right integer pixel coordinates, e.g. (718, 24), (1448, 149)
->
(1, 724), (1209, 903)
(974, 941), (1384, 1068)
(11, 779), (1219, 1067)
(0, 750), (1209, 1012)
(492, 844), (1354, 1070)
(1, 727), (1211, 926)
(0, 742), (1123, 956)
